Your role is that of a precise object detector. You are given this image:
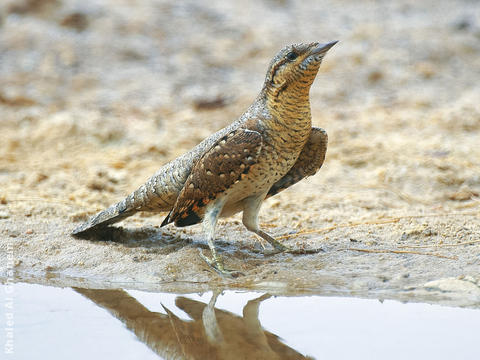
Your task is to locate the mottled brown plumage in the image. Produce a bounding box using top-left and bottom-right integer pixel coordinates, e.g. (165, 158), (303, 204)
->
(162, 129), (263, 227)
(267, 127), (327, 198)
(72, 41), (337, 274)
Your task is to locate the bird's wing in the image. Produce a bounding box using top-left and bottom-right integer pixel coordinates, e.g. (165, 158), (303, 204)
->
(267, 127), (327, 198)
(162, 128), (263, 227)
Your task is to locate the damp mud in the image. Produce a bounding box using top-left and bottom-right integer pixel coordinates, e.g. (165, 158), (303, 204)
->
(1, 0), (480, 308)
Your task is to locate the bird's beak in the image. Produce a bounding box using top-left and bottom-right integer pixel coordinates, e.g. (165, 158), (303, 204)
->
(310, 41), (338, 55)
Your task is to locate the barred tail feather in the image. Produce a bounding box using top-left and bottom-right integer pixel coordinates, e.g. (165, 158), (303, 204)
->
(71, 195), (139, 235)
(71, 175), (161, 236)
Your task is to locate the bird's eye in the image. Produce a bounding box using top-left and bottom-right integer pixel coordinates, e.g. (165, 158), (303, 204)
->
(286, 51), (298, 61)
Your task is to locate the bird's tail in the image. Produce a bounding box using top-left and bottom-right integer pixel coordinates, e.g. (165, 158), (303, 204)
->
(72, 157), (189, 236)
(71, 183), (153, 236)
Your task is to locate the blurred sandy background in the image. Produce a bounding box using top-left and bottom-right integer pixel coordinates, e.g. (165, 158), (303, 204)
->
(0, 0), (479, 304)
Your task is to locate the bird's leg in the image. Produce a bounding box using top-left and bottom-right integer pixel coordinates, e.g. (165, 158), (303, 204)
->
(242, 293), (273, 347)
(242, 195), (290, 253)
(200, 200), (225, 271)
(202, 290), (223, 344)
(243, 195), (322, 255)
(200, 198), (242, 276)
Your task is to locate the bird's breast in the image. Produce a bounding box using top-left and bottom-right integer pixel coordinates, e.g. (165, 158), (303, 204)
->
(221, 125), (310, 209)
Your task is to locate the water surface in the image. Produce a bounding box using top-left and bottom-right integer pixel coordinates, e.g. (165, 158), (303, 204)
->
(2, 283), (479, 359)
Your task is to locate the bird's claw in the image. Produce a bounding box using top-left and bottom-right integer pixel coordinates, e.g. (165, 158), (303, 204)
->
(262, 245), (324, 256)
(198, 250), (244, 278)
(285, 247), (324, 255)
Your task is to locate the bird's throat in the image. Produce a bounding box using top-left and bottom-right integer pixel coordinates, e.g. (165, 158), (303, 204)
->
(264, 83), (312, 131)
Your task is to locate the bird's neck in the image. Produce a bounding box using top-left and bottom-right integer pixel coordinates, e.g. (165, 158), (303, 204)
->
(263, 83), (312, 131)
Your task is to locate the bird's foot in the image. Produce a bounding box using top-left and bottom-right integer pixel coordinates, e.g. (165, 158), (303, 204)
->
(262, 242), (324, 256)
(262, 235), (290, 252)
(198, 250), (244, 278)
(253, 230), (323, 256)
(285, 247), (324, 255)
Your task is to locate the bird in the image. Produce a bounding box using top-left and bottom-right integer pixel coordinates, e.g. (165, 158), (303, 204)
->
(75, 288), (312, 359)
(72, 41), (337, 275)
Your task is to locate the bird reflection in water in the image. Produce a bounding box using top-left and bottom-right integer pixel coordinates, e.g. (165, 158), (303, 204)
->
(74, 288), (313, 360)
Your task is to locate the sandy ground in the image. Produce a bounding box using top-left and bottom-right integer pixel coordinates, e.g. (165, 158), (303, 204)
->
(1, 0), (479, 307)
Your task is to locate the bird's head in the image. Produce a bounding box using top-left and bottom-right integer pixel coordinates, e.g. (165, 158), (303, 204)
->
(264, 41), (337, 98)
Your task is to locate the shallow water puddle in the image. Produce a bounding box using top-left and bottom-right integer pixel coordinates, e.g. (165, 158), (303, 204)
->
(2, 283), (479, 359)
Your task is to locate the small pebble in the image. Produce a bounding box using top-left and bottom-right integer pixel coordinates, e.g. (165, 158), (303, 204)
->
(26, 229), (34, 235)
